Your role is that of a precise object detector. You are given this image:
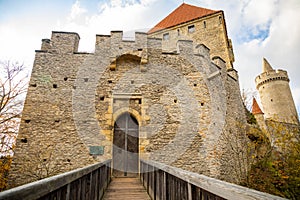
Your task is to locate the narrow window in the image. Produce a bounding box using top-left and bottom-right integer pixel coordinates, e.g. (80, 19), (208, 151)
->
(188, 25), (195, 33)
(177, 29), (180, 36)
(21, 138), (28, 143)
(219, 16), (222, 24)
(203, 21), (206, 28)
(163, 33), (169, 40)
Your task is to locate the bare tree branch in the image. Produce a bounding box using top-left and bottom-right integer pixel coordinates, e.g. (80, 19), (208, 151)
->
(0, 61), (28, 157)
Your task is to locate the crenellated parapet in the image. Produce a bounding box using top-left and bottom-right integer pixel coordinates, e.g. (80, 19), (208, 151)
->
(255, 69), (289, 90)
(255, 58), (299, 125)
(38, 31), (80, 54)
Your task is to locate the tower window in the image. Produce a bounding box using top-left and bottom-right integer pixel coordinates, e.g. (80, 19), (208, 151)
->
(188, 25), (195, 33)
(177, 29), (180, 36)
(163, 33), (169, 40)
(219, 16), (222, 24)
(203, 21), (206, 28)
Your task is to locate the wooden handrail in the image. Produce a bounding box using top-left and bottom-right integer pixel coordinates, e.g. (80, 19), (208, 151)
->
(0, 159), (111, 200)
(140, 159), (286, 200)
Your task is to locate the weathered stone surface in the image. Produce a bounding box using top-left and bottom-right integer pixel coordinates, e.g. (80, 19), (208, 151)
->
(9, 26), (247, 187)
(149, 11), (235, 70)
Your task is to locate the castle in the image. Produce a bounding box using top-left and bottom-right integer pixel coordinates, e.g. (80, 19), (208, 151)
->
(253, 58), (299, 126)
(8, 3), (298, 188)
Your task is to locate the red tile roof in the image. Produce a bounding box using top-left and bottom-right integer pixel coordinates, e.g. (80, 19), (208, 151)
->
(148, 3), (220, 34)
(252, 98), (264, 115)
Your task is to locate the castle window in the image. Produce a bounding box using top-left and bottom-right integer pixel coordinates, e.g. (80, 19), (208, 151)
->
(188, 25), (195, 33)
(219, 16), (222, 24)
(53, 84), (57, 88)
(163, 33), (169, 40)
(21, 138), (27, 143)
(203, 21), (206, 28)
(177, 29), (180, 36)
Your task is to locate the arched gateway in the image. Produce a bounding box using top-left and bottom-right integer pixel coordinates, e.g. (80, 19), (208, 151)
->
(113, 112), (139, 177)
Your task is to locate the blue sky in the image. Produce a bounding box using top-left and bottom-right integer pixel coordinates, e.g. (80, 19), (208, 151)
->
(0, 0), (299, 115)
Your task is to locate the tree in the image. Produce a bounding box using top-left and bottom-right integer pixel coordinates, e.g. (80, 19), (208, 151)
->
(0, 61), (28, 156)
(220, 120), (269, 186)
(248, 121), (300, 199)
(0, 61), (28, 190)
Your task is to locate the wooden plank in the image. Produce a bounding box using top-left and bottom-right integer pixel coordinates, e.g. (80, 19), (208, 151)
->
(102, 178), (151, 200)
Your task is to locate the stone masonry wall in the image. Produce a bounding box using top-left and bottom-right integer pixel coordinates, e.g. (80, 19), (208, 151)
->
(149, 11), (235, 70)
(9, 30), (248, 187)
(8, 32), (95, 188)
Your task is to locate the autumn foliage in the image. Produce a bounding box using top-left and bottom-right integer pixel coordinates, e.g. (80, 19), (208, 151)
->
(0, 156), (12, 191)
(248, 121), (300, 199)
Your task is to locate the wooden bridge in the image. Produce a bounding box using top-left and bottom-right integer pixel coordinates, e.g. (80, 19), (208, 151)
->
(0, 159), (286, 200)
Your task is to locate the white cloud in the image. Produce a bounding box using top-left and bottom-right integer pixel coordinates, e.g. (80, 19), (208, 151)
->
(111, 0), (122, 7)
(56, 0), (162, 52)
(242, 0), (279, 26)
(68, 1), (87, 23)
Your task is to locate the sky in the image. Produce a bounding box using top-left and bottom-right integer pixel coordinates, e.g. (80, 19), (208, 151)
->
(0, 0), (299, 115)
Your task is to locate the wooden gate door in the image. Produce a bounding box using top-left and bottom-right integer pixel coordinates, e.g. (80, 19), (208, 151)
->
(113, 113), (139, 177)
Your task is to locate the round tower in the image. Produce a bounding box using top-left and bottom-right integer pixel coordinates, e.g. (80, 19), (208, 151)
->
(255, 58), (299, 125)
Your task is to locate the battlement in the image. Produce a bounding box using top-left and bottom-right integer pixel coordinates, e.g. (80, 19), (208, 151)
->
(95, 31), (148, 54)
(37, 31), (80, 54)
(255, 68), (289, 89)
(36, 30), (225, 76)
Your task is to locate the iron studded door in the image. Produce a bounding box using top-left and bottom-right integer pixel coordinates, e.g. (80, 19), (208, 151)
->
(113, 113), (139, 177)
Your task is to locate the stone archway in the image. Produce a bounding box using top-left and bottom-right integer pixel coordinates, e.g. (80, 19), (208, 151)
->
(113, 112), (139, 177)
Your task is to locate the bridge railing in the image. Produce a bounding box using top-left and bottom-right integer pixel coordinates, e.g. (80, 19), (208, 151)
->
(0, 159), (111, 200)
(140, 159), (286, 200)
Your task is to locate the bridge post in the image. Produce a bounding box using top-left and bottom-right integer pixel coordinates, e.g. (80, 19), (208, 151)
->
(187, 182), (192, 200)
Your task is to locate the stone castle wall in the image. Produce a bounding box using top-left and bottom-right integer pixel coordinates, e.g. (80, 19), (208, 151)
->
(8, 32), (95, 187)
(9, 30), (247, 187)
(149, 11), (234, 70)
